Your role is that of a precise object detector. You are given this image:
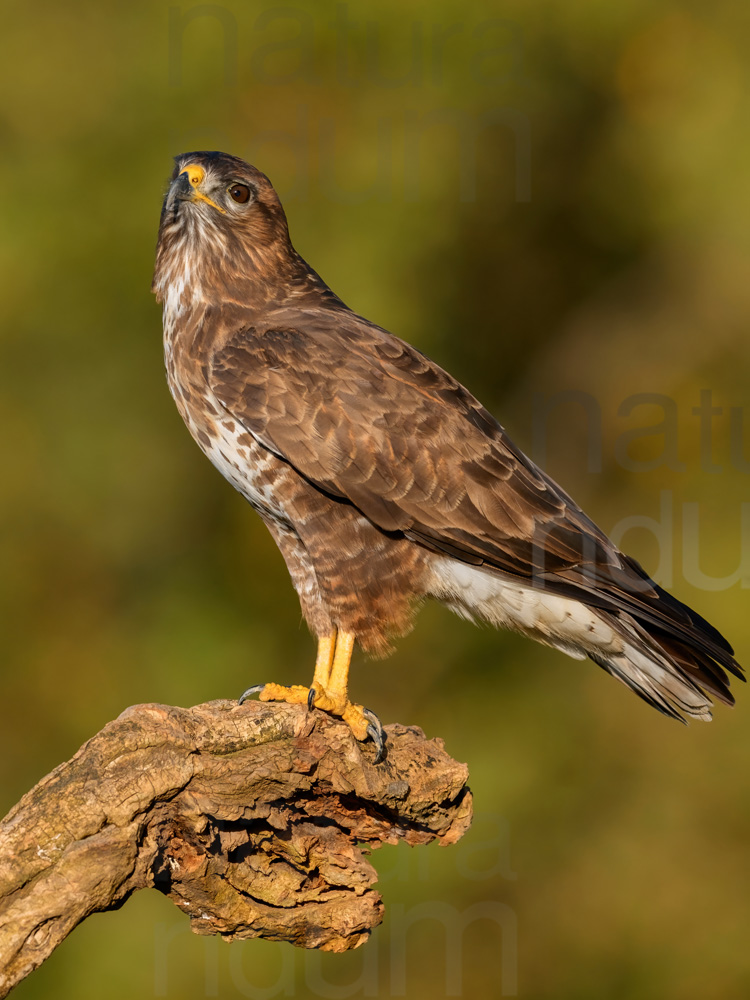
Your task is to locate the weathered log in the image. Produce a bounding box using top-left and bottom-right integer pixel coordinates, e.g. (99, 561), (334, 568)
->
(0, 700), (472, 996)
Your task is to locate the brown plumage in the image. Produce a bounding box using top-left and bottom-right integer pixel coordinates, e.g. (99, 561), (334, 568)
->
(152, 150), (743, 746)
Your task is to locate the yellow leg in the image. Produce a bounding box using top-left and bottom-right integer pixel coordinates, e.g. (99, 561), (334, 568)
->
(312, 631), (336, 690)
(326, 631), (355, 703)
(307, 631), (371, 741)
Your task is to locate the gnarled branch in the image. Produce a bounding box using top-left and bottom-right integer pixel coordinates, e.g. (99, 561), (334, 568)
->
(0, 700), (472, 996)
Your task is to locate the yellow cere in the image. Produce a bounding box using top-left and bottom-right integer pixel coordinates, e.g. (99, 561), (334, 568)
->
(178, 164), (225, 214)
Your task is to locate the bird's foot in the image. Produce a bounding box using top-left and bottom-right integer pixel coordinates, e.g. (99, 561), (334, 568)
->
(239, 683), (386, 762)
(240, 682), (311, 706)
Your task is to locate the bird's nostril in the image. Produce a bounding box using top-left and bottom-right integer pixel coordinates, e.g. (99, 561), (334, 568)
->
(180, 165), (204, 187)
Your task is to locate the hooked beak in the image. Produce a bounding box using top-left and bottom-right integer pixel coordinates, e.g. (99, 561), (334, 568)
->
(174, 163), (226, 214)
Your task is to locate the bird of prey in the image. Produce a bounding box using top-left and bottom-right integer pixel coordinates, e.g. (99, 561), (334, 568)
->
(152, 151), (743, 759)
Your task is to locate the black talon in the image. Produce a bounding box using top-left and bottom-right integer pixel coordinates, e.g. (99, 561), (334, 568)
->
(238, 684), (265, 705)
(363, 707), (386, 763)
(307, 687), (316, 710)
(362, 706), (383, 731)
(366, 723), (386, 763)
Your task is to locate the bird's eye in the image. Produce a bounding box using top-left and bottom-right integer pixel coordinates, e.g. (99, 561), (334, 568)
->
(228, 183), (251, 204)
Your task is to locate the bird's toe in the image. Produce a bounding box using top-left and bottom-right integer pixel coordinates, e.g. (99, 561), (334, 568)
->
(239, 683), (311, 706)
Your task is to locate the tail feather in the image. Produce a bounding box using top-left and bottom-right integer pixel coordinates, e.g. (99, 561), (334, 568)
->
(592, 600), (742, 721)
(588, 648), (693, 722)
(653, 632), (736, 707)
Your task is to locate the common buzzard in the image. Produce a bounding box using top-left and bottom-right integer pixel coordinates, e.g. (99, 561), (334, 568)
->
(152, 151), (743, 759)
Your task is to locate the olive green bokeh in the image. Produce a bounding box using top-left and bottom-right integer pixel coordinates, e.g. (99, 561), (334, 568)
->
(2, 1), (750, 998)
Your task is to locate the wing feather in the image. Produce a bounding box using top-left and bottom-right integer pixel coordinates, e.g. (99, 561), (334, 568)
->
(208, 315), (742, 682)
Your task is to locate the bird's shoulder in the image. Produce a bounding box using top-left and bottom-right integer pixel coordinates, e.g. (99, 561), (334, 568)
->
(211, 302), (514, 447)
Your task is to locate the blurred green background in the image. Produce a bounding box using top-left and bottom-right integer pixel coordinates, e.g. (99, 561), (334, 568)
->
(2, 0), (749, 997)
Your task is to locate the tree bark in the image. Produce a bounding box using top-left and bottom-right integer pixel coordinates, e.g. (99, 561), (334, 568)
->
(0, 700), (472, 996)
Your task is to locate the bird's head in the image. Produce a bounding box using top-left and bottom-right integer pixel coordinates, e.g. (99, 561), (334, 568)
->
(152, 151), (295, 304)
